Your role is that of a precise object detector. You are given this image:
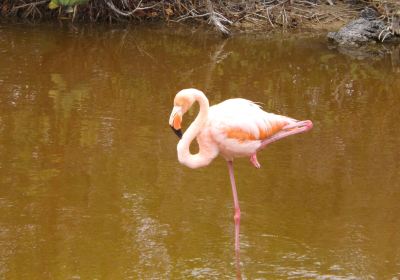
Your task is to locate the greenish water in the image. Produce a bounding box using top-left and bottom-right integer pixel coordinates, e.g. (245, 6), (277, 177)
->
(0, 23), (399, 279)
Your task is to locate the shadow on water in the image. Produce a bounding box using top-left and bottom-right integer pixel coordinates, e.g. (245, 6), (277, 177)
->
(0, 22), (400, 279)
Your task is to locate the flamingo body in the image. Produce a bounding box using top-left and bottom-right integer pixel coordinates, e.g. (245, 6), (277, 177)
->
(199, 98), (296, 161)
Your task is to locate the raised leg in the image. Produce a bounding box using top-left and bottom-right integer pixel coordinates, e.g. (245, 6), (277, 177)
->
(258, 120), (313, 151)
(227, 160), (241, 252)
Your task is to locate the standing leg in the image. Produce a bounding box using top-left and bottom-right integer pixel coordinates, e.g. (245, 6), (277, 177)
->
(227, 160), (241, 252)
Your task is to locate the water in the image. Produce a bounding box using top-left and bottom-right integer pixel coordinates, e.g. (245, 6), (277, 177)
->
(0, 22), (399, 279)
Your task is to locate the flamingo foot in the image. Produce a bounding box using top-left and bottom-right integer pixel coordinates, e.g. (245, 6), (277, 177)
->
(250, 154), (261, 168)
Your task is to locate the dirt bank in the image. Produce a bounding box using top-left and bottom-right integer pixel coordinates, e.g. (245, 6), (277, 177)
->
(1, 0), (399, 36)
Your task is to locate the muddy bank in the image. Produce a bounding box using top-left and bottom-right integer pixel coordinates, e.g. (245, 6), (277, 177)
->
(1, 0), (396, 35)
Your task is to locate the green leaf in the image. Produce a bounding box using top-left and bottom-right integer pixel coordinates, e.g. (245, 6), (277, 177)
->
(59, 0), (89, 6)
(48, 0), (60, 9)
(49, 0), (89, 8)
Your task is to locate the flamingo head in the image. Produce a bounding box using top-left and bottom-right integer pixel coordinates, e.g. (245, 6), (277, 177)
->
(168, 90), (196, 139)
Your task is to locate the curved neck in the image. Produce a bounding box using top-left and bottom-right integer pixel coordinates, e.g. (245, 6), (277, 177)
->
(177, 90), (211, 169)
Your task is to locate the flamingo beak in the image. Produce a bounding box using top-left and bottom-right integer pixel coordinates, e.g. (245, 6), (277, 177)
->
(169, 106), (183, 139)
(170, 126), (183, 139)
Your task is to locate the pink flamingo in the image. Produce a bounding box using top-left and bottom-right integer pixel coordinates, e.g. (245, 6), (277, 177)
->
(168, 88), (313, 252)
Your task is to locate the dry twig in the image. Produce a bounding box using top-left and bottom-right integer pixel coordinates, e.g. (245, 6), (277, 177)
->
(105, 0), (160, 17)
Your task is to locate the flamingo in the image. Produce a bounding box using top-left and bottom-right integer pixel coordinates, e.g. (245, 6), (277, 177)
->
(168, 88), (313, 252)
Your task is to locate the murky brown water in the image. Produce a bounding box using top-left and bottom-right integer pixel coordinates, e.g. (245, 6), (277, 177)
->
(0, 22), (399, 279)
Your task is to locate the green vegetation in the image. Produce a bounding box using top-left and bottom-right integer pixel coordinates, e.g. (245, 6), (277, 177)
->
(48, 0), (89, 9)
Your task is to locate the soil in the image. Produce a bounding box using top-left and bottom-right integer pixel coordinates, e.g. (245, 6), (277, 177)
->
(0, 1), (365, 33)
(1, 0), (399, 41)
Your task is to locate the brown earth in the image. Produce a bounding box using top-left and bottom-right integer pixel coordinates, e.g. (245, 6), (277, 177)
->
(0, 1), (398, 35)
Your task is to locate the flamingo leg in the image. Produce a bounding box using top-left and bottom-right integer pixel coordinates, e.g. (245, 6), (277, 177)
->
(258, 120), (313, 151)
(227, 160), (241, 252)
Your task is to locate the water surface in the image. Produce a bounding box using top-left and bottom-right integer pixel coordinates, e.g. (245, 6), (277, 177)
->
(0, 22), (399, 279)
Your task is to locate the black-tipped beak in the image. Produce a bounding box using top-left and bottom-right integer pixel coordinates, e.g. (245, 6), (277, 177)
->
(170, 125), (182, 139)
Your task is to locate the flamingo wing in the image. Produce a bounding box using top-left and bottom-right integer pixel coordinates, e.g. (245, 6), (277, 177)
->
(207, 98), (293, 159)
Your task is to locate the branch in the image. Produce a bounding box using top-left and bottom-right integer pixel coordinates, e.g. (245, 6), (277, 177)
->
(205, 0), (232, 36)
(104, 0), (160, 17)
(12, 0), (48, 10)
(174, 10), (211, 22)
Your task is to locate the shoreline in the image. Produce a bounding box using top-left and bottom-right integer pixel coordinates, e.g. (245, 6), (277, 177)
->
(0, 1), (385, 35)
(1, 1), (399, 54)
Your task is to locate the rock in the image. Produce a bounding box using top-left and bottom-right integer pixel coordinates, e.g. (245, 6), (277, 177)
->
(360, 6), (379, 20)
(327, 18), (388, 46)
(327, 7), (400, 45)
(327, 7), (400, 60)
